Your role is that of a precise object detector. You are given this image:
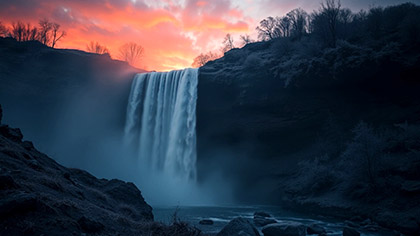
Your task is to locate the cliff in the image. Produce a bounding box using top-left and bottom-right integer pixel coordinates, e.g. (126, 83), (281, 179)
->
(0, 105), (154, 235)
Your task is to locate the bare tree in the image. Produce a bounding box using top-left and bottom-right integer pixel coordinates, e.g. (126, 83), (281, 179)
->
(11, 21), (25, 41)
(10, 21), (38, 41)
(343, 121), (386, 188)
(287, 8), (309, 40)
(320, 0), (341, 47)
(279, 16), (291, 37)
(86, 41), (110, 55)
(256, 17), (278, 41)
(0, 22), (8, 37)
(191, 51), (219, 67)
(38, 18), (53, 45)
(119, 42), (144, 66)
(51, 23), (65, 48)
(28, 24), (38, 41)
(7, 19), (65, 47)
(240, 34), (253, 47)
(22, 23), (38, 41)
(222, 33), (235, 53)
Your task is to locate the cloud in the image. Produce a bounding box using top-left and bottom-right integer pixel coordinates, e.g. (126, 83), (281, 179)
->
(0, 0), (414, 70)
(0, 0), (252, 71)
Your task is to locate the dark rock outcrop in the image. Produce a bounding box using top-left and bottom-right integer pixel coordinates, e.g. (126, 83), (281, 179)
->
(199, 219), (214, 225)
(307, 223), (326, 235)
(196, 4), (420, 235)
(343, 227), (360, 236)
(217, 217), (260, 236)
(0, 116), (153, 236)
(253, 211), (277, 227)
(261, 222), (306, 236)
(254, 212), (271, 218)
(254, 217), (277, 227)
(0, 37), (141, 169)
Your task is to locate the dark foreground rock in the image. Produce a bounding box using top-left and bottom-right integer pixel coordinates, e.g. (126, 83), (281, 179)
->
(262, 222), (306, 236)
(307, 223), (326, 235)
(217, 217), (260, 236)
(199, 219), (214, 225)
(254, 212), (271, 218)
(253, 211), (277, 227)
(0, 114), (156, 235)
(343, 227), (360, 236)
(254, 217), (277, 227)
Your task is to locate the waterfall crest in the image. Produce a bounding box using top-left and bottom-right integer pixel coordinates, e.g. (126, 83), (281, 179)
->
(124, 68), (198, 181)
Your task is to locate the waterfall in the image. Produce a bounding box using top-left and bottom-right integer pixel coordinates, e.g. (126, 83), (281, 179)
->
(124, 68), (198, 181)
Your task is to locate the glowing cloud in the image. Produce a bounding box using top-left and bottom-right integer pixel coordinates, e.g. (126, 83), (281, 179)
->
(0, 0), (411, 71)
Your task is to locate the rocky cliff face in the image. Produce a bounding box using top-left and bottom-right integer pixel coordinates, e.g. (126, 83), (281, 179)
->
(196, 39), (420, 202)
(0, 37), (141, 172)
(196, 34), (420, 234)
(0, 104), (154, 236)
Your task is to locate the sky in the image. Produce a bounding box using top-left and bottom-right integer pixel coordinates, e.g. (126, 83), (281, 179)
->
(0, 0), (417, 71)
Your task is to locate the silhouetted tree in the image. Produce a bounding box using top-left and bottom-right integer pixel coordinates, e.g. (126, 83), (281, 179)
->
(38, 18), (53, 45)
(240, 34), (253, 46)
(222, 33), (235, 53)
(337, 8), (353, 39)
(10, 22), (38, 41)
(119, 42), (144, 66)
(192, 51), (219, 67)
(8, 19), (65, 47)
(256, 17), (278, 41)
(343, 121), (386, 188)
(287, 8), (309, 39)
(11, 21), (25, 41)
(320, 0), (341, 47)
(0, 22), (8, 37)
(398, 4), (420, 45)
(51, 23), (65, 48)
(22, 23), (38, 41)
(86, 41), (110, 55)
(278, 16), (291, 37)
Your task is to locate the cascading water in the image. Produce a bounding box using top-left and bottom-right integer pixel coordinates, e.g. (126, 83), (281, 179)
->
(124, 68), (198, 181)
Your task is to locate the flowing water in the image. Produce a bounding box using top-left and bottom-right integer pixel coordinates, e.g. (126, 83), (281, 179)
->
(124, 68), (198, 181)
(154, 206), (397, 236)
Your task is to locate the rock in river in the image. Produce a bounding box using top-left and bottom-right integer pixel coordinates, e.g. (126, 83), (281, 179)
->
(218, 217), (260, 236)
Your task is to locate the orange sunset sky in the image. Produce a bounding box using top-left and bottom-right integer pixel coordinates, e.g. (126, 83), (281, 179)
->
(0, 0), (412, 71)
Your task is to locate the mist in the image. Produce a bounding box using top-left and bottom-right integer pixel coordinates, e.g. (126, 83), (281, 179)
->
(4, 65), (235, 207)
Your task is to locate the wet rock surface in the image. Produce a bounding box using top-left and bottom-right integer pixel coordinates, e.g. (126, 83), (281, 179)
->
(253, 211), (277, 227)
(199, 219), (214, 225)
(261, 222), (306, 236)
(217, 217), (260, 236)
(0, 117), (154, 236)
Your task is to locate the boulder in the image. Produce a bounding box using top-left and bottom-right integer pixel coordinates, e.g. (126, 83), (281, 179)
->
(78, 216), (104, 233)
(307, 223), (326, 235)
(401, 180), (420, 195)
(253, 211), (276, 227)
(254, 212), (271, 218)
(199, 219), (214, 225)
(344, 220), (359, 228)
(0, 125), (23, 142)
(254, 217), (277, 227)
(22, 141), (35, 150)
(0, 175), (17, 190)
(262, 222), (306, 236)
(217, 217), (260, 236)
(343, 227), (360, 236)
